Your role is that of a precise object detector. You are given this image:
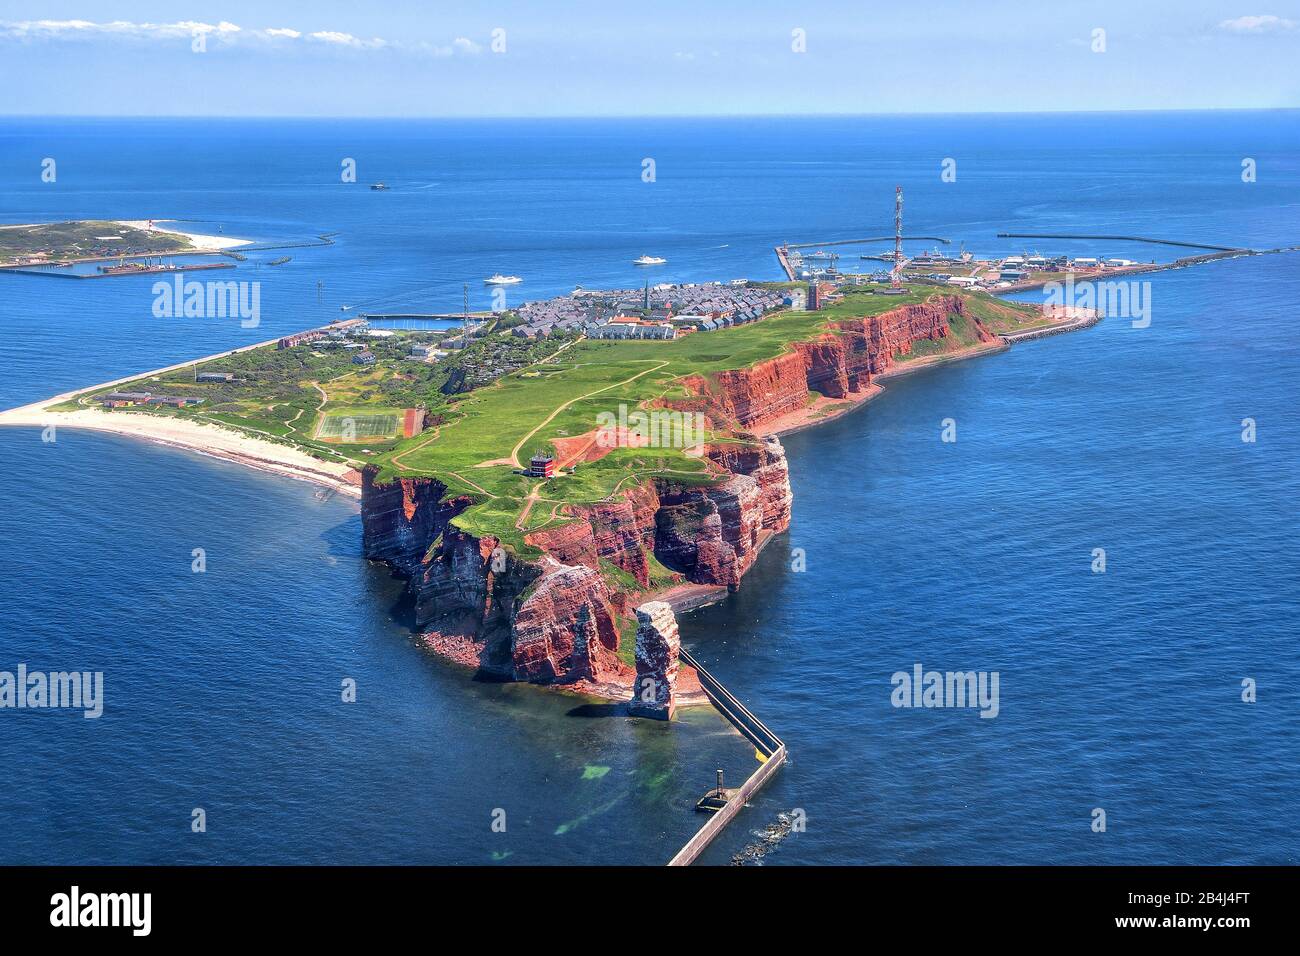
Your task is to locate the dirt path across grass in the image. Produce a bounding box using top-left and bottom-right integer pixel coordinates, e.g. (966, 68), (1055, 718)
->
(505, 360), (669, 469)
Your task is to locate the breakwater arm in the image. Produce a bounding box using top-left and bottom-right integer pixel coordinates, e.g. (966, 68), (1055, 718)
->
(667, 647), (786, 866)
(995, 232), (1247, 252)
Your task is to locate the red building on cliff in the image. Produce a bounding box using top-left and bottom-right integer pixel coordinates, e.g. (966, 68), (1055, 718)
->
(528, 454), (556, 478)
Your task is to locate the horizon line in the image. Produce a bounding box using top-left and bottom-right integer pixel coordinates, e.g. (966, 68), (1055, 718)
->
(1, 106), (1296, 121)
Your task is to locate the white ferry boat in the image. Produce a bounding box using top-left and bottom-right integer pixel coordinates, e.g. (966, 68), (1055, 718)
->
(484, 274), (523, 285)
(633, 255), (666, 266)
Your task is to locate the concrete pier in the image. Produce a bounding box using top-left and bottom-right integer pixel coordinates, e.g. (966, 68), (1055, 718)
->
(667, 646), (786, 866)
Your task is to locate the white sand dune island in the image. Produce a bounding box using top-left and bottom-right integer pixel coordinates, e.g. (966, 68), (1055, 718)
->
(116, 219), (254, 252)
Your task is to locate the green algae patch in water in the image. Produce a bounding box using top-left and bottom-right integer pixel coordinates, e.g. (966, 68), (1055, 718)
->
(554, 795), (625, 836)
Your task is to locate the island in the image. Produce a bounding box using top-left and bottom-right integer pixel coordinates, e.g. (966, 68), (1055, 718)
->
(0, 219), (251, 270)
(0, 279), (1089, 713)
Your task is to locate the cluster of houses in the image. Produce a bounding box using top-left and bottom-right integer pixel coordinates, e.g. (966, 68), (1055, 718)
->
(606, 282), (784, 327)
(508, 282), (787, 342)
(275, 319), (419, 368)
(585, 316), (677, 339)
(276, 318), (368, 350)
(100, 391), (205, 409)
(509, 299), (595, 340)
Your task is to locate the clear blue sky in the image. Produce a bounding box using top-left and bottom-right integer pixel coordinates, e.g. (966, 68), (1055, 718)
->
(1, 1), (1297, 116)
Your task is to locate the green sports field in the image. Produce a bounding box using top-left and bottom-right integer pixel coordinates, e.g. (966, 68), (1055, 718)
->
(316, 408), (401, 442)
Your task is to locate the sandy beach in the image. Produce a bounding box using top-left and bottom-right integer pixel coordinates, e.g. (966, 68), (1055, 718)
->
(116, 219), (254, 252)
(0, 401), (361, 498)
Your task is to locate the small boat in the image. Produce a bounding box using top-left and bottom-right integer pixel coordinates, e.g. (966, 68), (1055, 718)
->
(633, 255), (666, 266)
(484, 274), (522, 285)
(370, 183), (389, 191)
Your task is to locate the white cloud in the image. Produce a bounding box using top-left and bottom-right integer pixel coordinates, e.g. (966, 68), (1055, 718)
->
(0, 19), (475, 55)
(308, 30), (386, 49)
(0, 19), (242, 40)
(1218, 14), (1296, 33)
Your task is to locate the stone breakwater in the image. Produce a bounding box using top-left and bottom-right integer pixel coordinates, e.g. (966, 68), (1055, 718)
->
(360, 296), (992, 705)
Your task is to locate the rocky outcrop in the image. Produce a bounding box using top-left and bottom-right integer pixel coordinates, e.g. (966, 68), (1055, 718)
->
(363, 436), (793, 692)
(653, 436), (791, 589)
(655, 475), (759, 590)
(628, 601), (681, 720)
(511, 564), (625, 684)
(360, 470), (471, 571)
(525, 481), (660, 588)
(524, 436), (792, 596)
(706, 436), (793, 531)
(362, 465), (632, 687)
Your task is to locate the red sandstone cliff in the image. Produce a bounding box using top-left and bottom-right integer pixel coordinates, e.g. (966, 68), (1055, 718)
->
(511, 564), (625, 685)
(361, 436), (792, 693)
(672, 295), (990, 431)
(525, 435), (791, 592)
(525, 481), (661, 588)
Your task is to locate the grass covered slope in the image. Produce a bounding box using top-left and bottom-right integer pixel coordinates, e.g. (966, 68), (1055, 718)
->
(372, 286), (1041, 547)
(67, 284), (1043, 552)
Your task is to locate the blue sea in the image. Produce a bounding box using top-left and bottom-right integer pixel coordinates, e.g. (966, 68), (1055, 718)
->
(1, 112), (1297, 864)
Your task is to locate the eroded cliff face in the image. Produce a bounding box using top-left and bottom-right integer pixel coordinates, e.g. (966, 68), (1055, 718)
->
(360, 470), (468, 570)
(525, 481), (660, 588)
(673, 295), (987, 430)
(676, 351), (808, 431)
(657, 436), (792, 590)
(362, 466), (624, 685)
(511, 564), (625, 685)
(361, 435), (794, 694)
(706, 438), (794, 531)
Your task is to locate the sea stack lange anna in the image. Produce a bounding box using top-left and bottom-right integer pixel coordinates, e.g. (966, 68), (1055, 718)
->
(628, 601), (681, 720)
